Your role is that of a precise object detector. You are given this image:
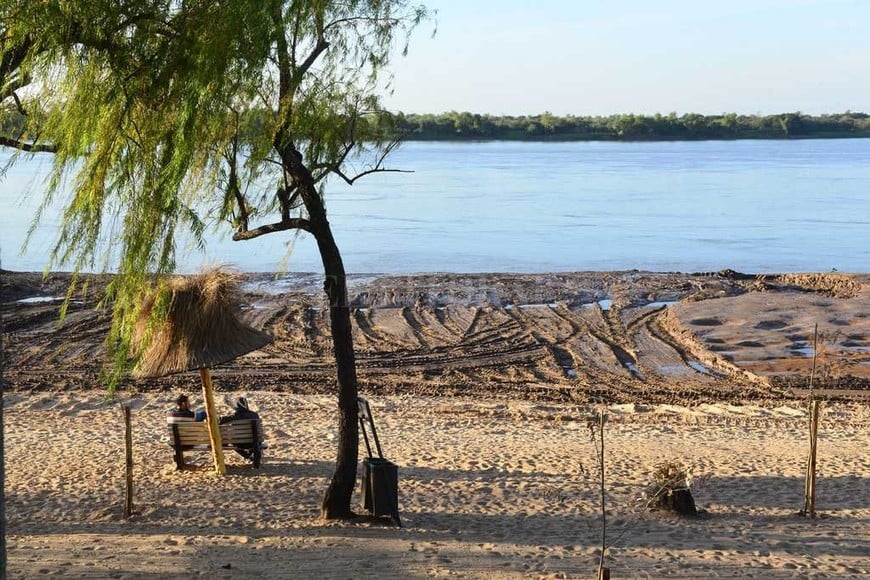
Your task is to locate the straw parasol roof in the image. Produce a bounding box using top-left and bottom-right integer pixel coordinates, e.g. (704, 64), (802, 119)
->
(132, 269), (271, 378)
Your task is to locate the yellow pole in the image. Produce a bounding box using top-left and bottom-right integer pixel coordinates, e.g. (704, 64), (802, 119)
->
(199, 368), (226, 475)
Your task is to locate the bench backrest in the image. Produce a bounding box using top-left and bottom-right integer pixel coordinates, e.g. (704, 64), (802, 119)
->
(168, 419), (263, 447)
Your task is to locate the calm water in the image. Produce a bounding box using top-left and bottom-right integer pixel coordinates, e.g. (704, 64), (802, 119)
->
(2, 139), (869, 274)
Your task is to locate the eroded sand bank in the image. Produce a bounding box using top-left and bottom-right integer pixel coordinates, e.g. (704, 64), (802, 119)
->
(3, 270), (868, 403)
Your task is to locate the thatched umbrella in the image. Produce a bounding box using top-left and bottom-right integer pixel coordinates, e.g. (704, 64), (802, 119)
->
(132, 269), (271, 475)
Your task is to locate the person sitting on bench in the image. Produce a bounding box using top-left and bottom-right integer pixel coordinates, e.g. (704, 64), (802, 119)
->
(219, 397), (261, 459)
(166, 394), (206, 423)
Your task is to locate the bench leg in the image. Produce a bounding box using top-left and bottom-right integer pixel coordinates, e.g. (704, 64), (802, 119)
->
(173, 447), (185, 470)
(253, 445), (262, 469)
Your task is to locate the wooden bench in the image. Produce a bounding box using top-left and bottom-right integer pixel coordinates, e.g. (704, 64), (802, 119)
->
(167, 420), (264, 469)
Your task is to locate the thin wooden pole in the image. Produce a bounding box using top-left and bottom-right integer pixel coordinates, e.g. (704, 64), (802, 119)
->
(802, 324), (821, 518)
(199, 368), (226, 475)
(122, 404), (134, 518)
(597, 409), (608, 580)
(805, 401), (821, 518)
(808, 323), (819, 399)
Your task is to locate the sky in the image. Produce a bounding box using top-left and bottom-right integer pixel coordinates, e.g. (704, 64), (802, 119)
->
(381, 0), (870, 116)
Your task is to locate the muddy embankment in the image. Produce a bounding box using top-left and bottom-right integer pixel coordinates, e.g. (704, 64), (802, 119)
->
(2, 269), (868, 404)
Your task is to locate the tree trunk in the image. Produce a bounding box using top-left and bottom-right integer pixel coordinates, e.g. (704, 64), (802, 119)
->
(279, 142), (360, 519)
(314, 223), (360, 519)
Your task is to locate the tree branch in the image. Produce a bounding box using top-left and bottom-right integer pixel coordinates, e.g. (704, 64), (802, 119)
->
(286, 186), (302, 210)
(310, 140), (355, 185)
(276, 185), (291, 222)
(0, 135), (57, 153)
(10, 91), (26, 115)
(227, 139), (249, 232)
(287, 8), (329, 93)
(323, 15), (401, 33)
(0, 37), (32, 84)
(294, 38), (329, 88)
(232, 217), (313, 241)
(332, 166), (410, 185)
(322, 139), (411, 185)
(271, 5), (292, 100)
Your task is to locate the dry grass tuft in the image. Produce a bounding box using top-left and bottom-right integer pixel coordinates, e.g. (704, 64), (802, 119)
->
(643, 460), (708, 516)
(132, 268), (271, 378)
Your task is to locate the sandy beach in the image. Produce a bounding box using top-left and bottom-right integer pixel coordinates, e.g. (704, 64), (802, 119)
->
(2, 269), (869, 578)
(4, 391), (869, 579)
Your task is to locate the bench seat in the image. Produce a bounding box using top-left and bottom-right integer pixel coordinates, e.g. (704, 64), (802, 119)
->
(168, 419), (264, 469)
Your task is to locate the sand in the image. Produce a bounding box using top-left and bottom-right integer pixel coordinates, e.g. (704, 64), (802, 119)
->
(3, 270), (869, 402)
(4, 391), (869, 579)
(2, 269), (870, 578)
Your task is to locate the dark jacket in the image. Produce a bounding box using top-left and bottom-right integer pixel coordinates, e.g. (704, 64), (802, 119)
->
(219, 406), (260, 425)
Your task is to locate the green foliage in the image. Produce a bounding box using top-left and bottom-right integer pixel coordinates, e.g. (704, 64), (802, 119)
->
(1, 0), (430, 390)
(384, 111), (870, 141)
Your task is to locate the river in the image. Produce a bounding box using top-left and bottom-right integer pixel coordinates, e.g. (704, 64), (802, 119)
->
(2, 139), (869, 273)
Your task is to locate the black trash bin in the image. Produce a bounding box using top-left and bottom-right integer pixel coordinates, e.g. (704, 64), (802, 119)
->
(362, 457), (399, 517)
(358, 397), (402, 526)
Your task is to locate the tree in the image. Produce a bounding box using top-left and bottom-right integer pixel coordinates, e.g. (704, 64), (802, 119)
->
(1, 0), (430, 519)
(0, 259), (6, 578)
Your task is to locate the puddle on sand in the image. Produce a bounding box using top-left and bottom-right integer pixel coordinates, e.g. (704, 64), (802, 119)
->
(843, 345), (870, 353)
(659, 360), (714, 376)
(687, 360), (713, 375)
(645, 301), (678, 309)
(790, 344), (815, 357)
(505, 303), (559, 310)
(579, 298), (613, 311)
(658, 364), (695, 377)
(15, 296), (63, 304)
(624, 361), (644, 380)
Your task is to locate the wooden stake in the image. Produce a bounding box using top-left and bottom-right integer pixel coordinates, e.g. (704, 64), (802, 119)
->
(805, 400), (821, 517)
(122, 404), (134, 518)
(808, 323), (819, 399)
(802, 324), (821, 518)
(199, 368), (226, 475)
(597, 409), (607, 580)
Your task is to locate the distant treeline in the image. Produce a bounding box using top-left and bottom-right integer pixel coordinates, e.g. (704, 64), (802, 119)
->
(385, 111), (870, 141)
(6, 110), (870, 146)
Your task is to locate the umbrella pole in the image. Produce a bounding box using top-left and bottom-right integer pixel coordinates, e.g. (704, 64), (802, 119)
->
(199, 368), (226, 475)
